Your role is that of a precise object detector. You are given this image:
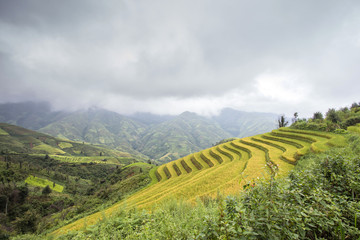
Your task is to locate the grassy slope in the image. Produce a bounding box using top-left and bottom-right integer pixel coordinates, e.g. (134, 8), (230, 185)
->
(51, 128), (345, 237)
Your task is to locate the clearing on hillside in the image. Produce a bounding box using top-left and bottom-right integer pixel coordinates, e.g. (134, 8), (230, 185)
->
(25, 175), (64, 192)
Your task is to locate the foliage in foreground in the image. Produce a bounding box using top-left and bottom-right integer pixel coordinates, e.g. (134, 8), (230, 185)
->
(14, 134), (360, 239)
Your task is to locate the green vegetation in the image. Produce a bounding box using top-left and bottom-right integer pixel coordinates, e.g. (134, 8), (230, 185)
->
(2, 101), (360, 239)
(25, 175), (64, 192)
(348, 123), (360, 134)
(49, 127), (343, 237)
(0, 128), (9, 136)
(277, 114), (289, 128)
(0, 125), (152, 239)
(291, 102), (360, 132)
(1, 103), (280, 164)
(57, 142), (73, 149)
(16, 131), (360, 240)
(0, 123), (135, 159)
(139, 111), (232, 163)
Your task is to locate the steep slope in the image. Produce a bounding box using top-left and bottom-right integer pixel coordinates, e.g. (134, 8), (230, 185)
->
(39, 108), (147, 157)
(51, 128), (346, 236)
(138, 112), (232, 163)
(213, 108), (278, 138)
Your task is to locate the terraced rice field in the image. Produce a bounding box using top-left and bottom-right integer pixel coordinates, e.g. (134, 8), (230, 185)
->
(48, 155), (125, 165)
(52, 128), (345, 236)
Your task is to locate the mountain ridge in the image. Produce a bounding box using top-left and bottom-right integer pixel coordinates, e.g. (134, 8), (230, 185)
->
(0, 102), (278, 163)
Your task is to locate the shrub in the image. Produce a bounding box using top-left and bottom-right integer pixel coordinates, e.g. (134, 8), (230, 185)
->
(334, 128), (348, 134)
(42, 185), (52, 195)
(342, 116), (360, 128)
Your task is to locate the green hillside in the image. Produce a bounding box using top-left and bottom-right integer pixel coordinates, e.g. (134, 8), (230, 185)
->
(25, 175), (64, 192)
(50, 127), (345, 236)
(0, 124), (152, 238)
(138, 112), (232, 163)
(45, 133), (360, 240)
(0, 102), (279, 163)
(2, 102), (360, 239)
(38, 108), (147, 158)
(0, 123), (133, 161)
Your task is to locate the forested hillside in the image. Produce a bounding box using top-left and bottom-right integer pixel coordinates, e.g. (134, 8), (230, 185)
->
(0, 124), (152, 238)
(0, 102), (278, 163)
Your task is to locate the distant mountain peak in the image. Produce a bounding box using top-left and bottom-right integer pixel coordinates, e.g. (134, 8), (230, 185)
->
(179, 111), (198, 117)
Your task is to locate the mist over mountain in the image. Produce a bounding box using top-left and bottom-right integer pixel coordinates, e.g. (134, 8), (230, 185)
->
(213, 108), (278, 138)
(0, 102), (278, 162)
(0, 102), (68, 130)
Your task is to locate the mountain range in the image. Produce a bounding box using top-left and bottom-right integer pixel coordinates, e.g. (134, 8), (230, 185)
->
(0, 102), (278, 163)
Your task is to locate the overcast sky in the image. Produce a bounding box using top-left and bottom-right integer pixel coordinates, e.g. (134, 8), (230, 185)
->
(0, 0), (360, 117)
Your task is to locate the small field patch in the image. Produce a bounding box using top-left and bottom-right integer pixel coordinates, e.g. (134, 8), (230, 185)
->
(0, 128), (9, 135)
(25, 175), (64, 192)
(58, 142), (73, 149)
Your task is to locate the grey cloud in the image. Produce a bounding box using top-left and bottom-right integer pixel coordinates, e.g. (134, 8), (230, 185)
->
(0, 0), (360, 116)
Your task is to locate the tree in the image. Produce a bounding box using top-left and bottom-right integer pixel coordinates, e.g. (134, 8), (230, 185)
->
(42, 185), (52, 195)
(350, 102), (359, 109)
(292, 112), (298, 123)
(0, 195), (9, 215)
(313, 111), (324, 121)
(326, 108), (340, 123)
(278, 115), (289, 128)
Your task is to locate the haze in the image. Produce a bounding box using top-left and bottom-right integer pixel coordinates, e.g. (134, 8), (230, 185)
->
(1, 0), (360, 117)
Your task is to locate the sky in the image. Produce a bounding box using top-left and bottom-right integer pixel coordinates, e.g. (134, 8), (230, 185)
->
(0, 0), (360, 117)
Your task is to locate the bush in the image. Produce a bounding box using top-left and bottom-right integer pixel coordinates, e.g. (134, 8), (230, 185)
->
(42, 185), (52, 195)
(342, 116), (360, 128)
(334, 128), (348, 134)
(291, 121), (326, 131)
